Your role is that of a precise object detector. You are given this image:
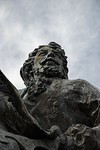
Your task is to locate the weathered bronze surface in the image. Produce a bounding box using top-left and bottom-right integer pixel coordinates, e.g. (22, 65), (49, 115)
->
(0, 42), (100, 149)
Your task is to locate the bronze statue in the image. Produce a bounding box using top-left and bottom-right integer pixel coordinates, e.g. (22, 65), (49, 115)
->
(0, 42), (100, 149)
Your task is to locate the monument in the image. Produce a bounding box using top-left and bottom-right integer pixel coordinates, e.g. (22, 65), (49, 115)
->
(0, 42), (100, 149)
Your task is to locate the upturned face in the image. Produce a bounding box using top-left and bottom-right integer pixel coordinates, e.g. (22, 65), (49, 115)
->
(33, 46), (65, 78)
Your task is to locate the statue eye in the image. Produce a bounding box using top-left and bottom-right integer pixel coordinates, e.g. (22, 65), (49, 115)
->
(38, 51), (48, 56)
(53, 50), (59, 55)
(53, 51), (62, 58)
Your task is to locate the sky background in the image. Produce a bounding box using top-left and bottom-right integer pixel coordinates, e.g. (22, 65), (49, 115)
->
(0, 0), (100, 89)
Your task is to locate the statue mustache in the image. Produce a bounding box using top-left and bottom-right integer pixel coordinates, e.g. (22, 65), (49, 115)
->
(40, 57), (60, 66)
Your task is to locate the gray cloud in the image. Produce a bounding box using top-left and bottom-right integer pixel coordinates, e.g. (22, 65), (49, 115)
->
(0, 0), (100, 89)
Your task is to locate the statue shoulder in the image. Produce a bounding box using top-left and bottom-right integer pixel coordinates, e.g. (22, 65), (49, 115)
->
(61, 79), (100, 96)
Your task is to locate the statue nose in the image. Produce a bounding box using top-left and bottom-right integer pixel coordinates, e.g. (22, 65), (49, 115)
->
(47, 51), (54, 58)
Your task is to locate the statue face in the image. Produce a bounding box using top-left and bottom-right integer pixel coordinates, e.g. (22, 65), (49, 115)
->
(34, 47), (64, 78)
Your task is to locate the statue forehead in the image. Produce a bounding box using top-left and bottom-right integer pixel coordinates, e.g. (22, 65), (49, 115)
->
(29, 43), (66, 60)
(36, 46), (65, 56)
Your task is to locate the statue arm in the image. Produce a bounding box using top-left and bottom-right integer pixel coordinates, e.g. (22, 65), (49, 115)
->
(65, 97), (100, 150)
(0, 70), (54, 139)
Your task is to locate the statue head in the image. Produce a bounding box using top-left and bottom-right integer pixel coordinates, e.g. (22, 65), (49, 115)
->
(20, 42), (68, 87)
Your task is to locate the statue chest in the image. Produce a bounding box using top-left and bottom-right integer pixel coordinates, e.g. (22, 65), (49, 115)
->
(26, 80), (93, 132)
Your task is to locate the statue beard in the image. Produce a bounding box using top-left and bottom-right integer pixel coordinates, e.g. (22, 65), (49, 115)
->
(43, 65), (66, 79)
(27, 64), (66, 101)
(27, 68), (52, 101)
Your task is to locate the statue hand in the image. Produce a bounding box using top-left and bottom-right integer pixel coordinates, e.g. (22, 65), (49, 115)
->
(48, 125), (67, 149)
(65, 124), (97, 150)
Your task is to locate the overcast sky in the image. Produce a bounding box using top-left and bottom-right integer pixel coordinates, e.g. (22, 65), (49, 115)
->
(0, 0), (100, 89)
